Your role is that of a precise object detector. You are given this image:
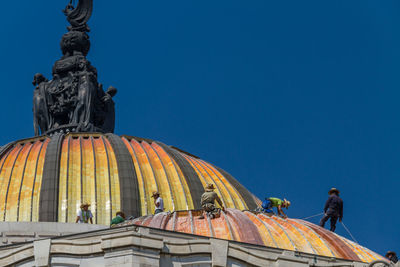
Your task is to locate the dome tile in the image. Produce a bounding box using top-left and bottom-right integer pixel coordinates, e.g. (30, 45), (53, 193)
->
(287, 218), (335, 257)
(0, 138), (49, 222)
(272, 215), (316, 254)
(127, 209), (385, 263)
(57, 135), (121, 225)
(0, 134), (270, 227)
(256, 213), (295, 250)
(244, 211), (279, 248)
(297, 219), (360, 261)
(122, 137), (158, 215)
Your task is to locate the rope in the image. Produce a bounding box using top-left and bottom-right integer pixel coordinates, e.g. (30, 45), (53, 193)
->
(300, 212), (324, 220)
(300, 213), (359, 245)
(340, 221), (359, 244)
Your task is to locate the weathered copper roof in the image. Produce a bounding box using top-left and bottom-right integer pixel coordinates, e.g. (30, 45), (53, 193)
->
(0, 133), (259, 225)
(126, 209), (385, 263)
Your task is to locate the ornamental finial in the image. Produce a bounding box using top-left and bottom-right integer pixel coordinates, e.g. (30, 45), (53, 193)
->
(32, 0), (117, 136)
(63, 0), (93, 32)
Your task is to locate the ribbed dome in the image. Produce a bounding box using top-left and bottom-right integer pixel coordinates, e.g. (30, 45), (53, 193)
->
(0, 133), (259, 225)
(126, 209), (385, 263)
(0, 133), (385, 263)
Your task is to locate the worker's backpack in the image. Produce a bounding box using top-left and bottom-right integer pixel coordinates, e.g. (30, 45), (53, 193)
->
(262, 199), (271, 210)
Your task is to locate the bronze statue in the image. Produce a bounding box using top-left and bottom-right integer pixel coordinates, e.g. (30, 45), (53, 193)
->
(33, 0), (117, 136)
(63, 0), (93, 32)
(33, 74), (50, 136)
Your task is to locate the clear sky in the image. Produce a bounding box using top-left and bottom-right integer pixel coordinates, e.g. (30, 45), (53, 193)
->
(0, 0), (398, 255)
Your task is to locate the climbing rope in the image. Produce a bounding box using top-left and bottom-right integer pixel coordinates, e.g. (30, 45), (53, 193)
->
(340, 221), (359, 244)
(301, 213), (360, 244)
(300, 212), (324, 220)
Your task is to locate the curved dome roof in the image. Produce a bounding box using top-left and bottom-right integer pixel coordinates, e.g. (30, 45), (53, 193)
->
(0, 133), (259, 225)
(0, 133), (385, 262)
(126, 209), (385, 263)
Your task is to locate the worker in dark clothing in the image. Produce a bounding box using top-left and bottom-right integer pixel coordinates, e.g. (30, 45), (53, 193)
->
(199, 183), (225, 219)
(319, 188), (343, 232)
(386, 251), (398, 263)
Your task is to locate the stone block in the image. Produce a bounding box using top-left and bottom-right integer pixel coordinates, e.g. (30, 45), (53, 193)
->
(34, 239), (51, 267)
(37, 232), (61, 238)
(5, 231), (35, 237)
(0, 246), (34, 267)
(274, 259), (309, 267)
(274, 251), (310, 267)
(51, 256), (83, 266)
(211, 239), (228, 267)
(51, 239), (102, 255)
(352, 262), (366, 267)
(60, 232), (75, 236)
(9, 238), (27, 244)
(187, 241), (212, 254)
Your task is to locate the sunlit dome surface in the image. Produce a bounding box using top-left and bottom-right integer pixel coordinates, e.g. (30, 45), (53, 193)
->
(125, 209), (385, 263)
(0, 133), (259, 225)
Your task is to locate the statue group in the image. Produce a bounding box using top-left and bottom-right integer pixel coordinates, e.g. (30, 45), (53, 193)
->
(33, 0), (117, 136)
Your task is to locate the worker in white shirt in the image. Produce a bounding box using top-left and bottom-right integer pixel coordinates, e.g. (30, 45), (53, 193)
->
(152, 191), (164, 214)
(76, 203), (93, 224)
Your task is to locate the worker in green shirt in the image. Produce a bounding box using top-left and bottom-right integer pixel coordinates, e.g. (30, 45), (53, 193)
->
(261, 197), (291, 218)
(110, 211), (126, 227)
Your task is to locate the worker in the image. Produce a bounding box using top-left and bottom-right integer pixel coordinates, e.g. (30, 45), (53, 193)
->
(152, 191), (164, 214)
(386, 251), (398, 264)
(319, 188), (343, 232)
(76, 203), (93, 224)
(262, 197), (291, 218)
(110, 211), (126, 227)
(199, 183), (225, 219)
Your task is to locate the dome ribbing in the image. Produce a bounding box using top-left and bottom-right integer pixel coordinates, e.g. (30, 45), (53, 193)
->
(0, 133), (259, 225)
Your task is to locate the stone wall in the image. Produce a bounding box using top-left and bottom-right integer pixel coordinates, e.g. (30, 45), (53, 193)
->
(0, 222), (106, 246)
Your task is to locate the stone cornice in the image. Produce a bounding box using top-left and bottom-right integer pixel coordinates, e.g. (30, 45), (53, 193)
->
(0, 223), (375, 267)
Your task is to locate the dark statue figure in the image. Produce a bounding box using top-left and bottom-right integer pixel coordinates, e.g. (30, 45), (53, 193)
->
(33, 0), (117, 136)
(33, 74), (50, 136)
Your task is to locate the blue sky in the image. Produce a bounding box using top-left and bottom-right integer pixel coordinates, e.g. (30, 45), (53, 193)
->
(0, 0), (399, 255)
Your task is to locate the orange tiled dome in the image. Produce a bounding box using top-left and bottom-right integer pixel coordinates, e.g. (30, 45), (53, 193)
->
(127, 209), (385, 263)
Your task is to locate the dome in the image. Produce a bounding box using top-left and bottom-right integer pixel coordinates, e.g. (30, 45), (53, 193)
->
(0, 133), (386, 263)
(125, 209), (385, 263)
(0, 133), (259, 225)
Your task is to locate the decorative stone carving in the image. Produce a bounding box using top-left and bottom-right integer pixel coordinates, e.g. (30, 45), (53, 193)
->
(33, 0), (117, 136)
